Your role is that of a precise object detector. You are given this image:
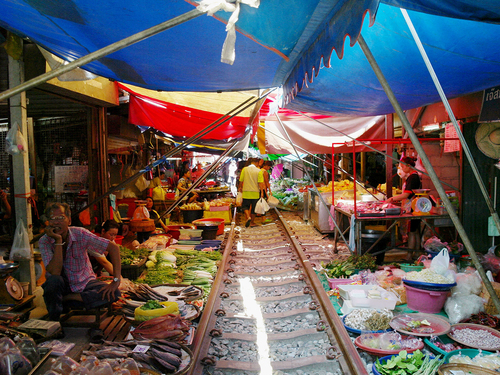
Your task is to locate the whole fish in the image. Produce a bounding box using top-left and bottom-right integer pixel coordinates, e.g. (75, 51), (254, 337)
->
(151, 343), (182, 357)
(149, 347), (181, 368)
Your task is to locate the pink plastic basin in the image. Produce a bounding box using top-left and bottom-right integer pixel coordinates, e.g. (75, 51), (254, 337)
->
(405, 284), (451, 314)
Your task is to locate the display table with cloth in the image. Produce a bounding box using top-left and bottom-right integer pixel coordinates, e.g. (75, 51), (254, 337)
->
(331, 206), (452, 256)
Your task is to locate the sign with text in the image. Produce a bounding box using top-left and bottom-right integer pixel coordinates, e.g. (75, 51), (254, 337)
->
(54, 165), (88, 193)
(479, 86), (500, 123)
(444, 123), (461, 153)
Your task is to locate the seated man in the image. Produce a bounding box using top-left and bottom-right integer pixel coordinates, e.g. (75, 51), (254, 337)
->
(39, 203), (122, 321)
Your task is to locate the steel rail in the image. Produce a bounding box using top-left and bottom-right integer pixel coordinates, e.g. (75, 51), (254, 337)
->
(275, 209), (368, 375)
(189, 209), (368, 374)
(188, 207), (238, 374)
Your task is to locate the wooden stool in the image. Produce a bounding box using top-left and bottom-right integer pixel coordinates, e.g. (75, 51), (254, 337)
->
(59, 293), (109, 328)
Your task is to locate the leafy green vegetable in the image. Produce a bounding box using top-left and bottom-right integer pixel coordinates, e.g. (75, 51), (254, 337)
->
(322, 260), (354, 278)
(142, 300), (163, 310)
(120, 245), (149, 265)
(375, 350), (443, 375)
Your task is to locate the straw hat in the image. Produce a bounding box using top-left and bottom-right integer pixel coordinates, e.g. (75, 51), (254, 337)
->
(476, 122), (500, 159)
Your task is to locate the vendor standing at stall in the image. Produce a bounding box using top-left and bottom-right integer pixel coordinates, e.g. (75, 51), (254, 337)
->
(385, 156), (422, 260)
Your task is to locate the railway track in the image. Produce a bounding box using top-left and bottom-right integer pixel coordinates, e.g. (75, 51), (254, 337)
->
(189, 209), (368, 375)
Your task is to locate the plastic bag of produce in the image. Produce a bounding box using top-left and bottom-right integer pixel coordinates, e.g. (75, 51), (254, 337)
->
(445, 293), (485, 324)
(236, 192), (243, 207)
(255, 197), (269, 215)
(267, 195), (279, 207)
(0, 348), (32, 375)
(134, 301), (179, 321)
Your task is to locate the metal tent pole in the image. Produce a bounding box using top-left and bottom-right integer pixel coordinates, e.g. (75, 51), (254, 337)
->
(0, 9), (204, 101)
(401, 8), (500, 234)
(357, 33), (500, 314)
(73, 92), (269, 217)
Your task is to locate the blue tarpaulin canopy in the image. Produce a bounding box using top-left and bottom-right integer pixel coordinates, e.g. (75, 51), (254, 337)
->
(0, 0), (500, 115)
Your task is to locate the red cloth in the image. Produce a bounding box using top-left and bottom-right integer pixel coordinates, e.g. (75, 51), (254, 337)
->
(120, 84), (250, 141)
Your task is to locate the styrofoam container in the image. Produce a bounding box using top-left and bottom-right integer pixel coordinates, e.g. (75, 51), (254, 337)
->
(328, 278), (353, 290)
(339, 285), (376, 300)
(349, 286), (398, 310)
(405, 284), (450, 313)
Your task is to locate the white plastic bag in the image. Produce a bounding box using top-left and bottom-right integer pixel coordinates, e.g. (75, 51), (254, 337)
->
(444, 294), (485, 324)
(10, 221), (31, 260)
(255, 197), (269, 215)
(430, 248), (455, 282)
(5, 122), (27, 155)
(235, 192), (243, 207)
(267, 195), (279, 208)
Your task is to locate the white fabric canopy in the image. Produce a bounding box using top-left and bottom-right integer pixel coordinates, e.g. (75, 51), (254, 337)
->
(264, 114), (386, 154)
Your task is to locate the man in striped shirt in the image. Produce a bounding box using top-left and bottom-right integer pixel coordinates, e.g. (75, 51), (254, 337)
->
(39, 203), (121, 321)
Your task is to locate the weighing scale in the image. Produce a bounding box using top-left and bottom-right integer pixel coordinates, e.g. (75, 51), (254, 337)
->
(0, 262), (24, 307)
(411, 189), (432, 215)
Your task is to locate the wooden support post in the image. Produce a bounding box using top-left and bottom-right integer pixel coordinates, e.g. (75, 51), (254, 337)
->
(8, 45), (36, 293)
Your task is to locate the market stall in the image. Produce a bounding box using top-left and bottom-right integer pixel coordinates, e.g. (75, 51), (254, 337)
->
(318, 247), (500, 374)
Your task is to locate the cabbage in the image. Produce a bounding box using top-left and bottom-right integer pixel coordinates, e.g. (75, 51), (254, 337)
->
(157, 251), (176, 263)
(148, 250), (158, 262)
(146, 260), (156, 268)
(157, 261), (175, 268)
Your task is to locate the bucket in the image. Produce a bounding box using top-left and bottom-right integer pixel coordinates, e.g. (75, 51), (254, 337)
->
(361, 230), (389, 265)
(114, 235), (124, 245)
(182, 209), (204, 223)
(167, 225), (194, 240)
(200, 226), (218, 240)
(404, 284), (450, 313)
(193, 218), (225, 235)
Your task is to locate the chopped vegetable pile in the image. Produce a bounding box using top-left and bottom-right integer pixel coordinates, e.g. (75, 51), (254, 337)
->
(375, 350), (443, 375)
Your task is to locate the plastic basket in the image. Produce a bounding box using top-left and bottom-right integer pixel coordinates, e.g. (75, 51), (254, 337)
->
(121, 256), (147, 280)
(399, 264), (424, 272)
